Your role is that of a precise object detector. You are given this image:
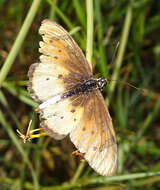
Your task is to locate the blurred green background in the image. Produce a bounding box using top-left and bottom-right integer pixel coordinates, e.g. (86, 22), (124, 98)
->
(0, 0), (160, 189)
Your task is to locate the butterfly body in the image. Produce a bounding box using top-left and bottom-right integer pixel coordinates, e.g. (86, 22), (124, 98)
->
(62, 77), (107, 99)
(28, 19), (117, 176)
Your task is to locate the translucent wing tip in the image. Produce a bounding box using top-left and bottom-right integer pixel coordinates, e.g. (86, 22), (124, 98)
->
(39, 19), (60, 36)
(85, 143), (118, 176)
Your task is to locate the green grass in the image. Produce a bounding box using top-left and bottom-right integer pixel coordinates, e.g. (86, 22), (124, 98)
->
(0, 0), (160, 189)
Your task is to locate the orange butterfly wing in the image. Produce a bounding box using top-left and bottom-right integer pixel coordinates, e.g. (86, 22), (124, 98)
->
(28, 20), (92, 103)
(70, 90), (117, 176)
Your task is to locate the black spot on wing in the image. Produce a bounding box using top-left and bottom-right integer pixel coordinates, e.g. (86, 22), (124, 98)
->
(58, 74), (63, 79)
(70, 109), (75, 113)
(91, 130), (95, 135)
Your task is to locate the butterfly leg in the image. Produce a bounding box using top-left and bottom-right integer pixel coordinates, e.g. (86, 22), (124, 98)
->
(72, 150), (85, 160)
(17, 120), (48, 143)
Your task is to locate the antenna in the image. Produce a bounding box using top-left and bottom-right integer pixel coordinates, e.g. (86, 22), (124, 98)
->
(107, 42), (145, 95)
(104, 41), (145, 95)
(107, 78), (145, 94)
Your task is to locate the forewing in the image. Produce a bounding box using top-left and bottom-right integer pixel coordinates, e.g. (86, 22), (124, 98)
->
(28, 19), (92, 103)
(70, 90), (117, 176)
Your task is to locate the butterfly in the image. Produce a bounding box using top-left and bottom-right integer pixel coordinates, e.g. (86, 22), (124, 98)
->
(27, 19), (117, 176)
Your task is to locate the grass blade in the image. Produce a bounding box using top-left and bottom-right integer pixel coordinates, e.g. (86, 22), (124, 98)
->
(0, 0), (42, 87)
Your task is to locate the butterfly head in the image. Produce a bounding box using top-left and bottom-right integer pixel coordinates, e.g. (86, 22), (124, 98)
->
(96, 78), (107, 90)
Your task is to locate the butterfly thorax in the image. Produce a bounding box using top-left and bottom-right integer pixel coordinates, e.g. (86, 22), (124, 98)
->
(62, 77), (107, 99)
